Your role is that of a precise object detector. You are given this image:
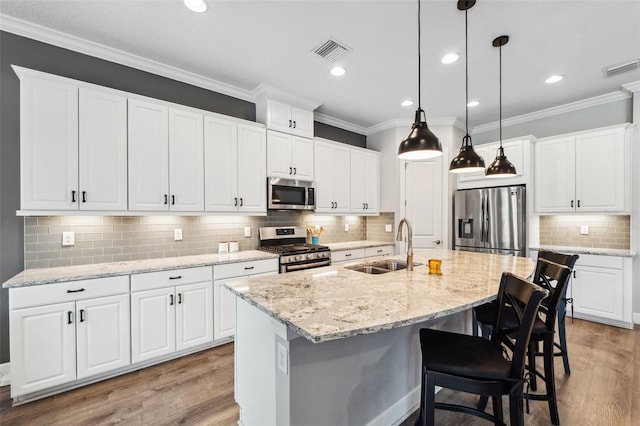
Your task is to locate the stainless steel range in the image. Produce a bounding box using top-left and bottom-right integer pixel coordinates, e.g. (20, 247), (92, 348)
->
(259, 226), (331, 273)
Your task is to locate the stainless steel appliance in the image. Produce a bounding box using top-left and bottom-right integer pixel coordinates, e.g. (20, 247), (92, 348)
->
(259, 226), (331, 273)
(454, 185), (526, 256)
(267, 177), (315, 211)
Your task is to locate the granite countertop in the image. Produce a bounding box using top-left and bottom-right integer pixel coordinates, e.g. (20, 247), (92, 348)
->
(325, 240), (394, 251)
(225, 249), (535, 343)
(3, 250), (279, 288)
(530, 245), (636, 258)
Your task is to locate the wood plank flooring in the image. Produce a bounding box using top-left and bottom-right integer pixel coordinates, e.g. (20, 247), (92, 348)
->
(1, 319), (638, 425)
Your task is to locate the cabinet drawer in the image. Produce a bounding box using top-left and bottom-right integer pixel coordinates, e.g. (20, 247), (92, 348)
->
(331, 248), (365, 263)
(10, 276), (129, 309)
(214, 259), (279, 280)
(131, 266), (212, 292)
(365, 246), (394, 257)
(576, 254), (623, 270)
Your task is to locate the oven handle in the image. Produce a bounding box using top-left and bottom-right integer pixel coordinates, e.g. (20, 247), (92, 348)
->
(285, 259), (331, 272)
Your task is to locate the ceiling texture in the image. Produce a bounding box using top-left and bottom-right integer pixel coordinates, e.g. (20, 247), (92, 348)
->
(1, 0), (639, 134)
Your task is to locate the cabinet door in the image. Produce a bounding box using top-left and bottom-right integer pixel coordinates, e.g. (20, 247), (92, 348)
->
(363, 151), (379, 213)
(79, 87), (128, 211)
(291, 136), (314, 180)
(266, 99), (293, 134)
(332, 144), (351, 213)
(291, 106), (314, 138)
(204, 115), (238, 212)
(534, 137), (576, 213)
(575, 128), (625, 212)
(131, 288), (175, 363)
(314, 140), (334, 212)
(176, 282), (213, 351)
(213, 278), (239, 341)
(76, 294), (130, 379)
(237, 123), (267, 213)
(350, 149), (365, 213)
(20, 76), (78, 210)
(169, 108), (204, 211)
(266, 130), (293, 179)
(10, 302), (76, 397)
(128, 99), (169, 211)
(573, 266), (623, 322)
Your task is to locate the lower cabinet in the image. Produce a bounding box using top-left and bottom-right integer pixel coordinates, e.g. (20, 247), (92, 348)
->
(9, 276), (130, 398)
(130, 267), (213, 364)
(213, 259), (279, 340)
(331, 245), (395, 264)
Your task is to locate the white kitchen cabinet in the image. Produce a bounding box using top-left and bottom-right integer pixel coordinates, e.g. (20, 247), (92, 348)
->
(168, 107), (204, 211)
(266, 130), (314, 181)
(9, 276), (130, 398)
(18, 70), (79, 211)
(350, 148), (379, 214)
(213, 259), (279, 341)
(314, 138), (351, 213)
(257, 98), (314, 138)
(131, 267), (213, 363)
(78, 87), (128, 211)
(534, 125), (630, 213)
(205, 116), (266, 213)
(332, 245), (394, 264)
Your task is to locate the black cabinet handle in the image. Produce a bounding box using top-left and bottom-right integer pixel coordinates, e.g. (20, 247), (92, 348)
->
(293, 167), (297, 175)
(71, 190), (77, 203)
(377, 249), (383, 253)
(289, 167), (293, 175)
(293, 120), (296, 129)
(365, 203), (368, 209)
(67, 288), (85, 293)
(67, 311), (73, 324)
(573, 271), (577, 278)
(79, 309), (85, 322)
(164, 194), (168, 205)
(171, 195), (175, 205)
(169, 294), (174, 306)
(244, 266), (255, 270)
(345, 253), (352, 257)
(82, 191), (87, 203)
(240, 198), (243, 207)
(571, 200), (574, 208)
(169, 275), (182, 280)
(289, 119), (292, 128)
(577, 200), (580, 208)
(178, 293), (182, 304)
(234, 197), (238, 206)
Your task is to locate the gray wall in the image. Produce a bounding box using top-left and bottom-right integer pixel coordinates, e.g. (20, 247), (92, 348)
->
(314, 122), (366, 148)
(0, 30), (364, 364)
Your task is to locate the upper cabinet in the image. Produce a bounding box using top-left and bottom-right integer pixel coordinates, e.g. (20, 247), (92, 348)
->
(266, 130), (314, 181)
(350, 148), (379, 214)
(534, 124), (630, 214)
(257, 98), (314, 138)
(456, 137), (533, 190)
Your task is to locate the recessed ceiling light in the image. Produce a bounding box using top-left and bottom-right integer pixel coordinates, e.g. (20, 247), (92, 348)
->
(401, 99), (414, 107)
(330, 66), (346, 77)
(184, 0), (207, 13)
(441, 53), (459, 64)
(545, 74), (564, 84)
(467, 100), (479, 107)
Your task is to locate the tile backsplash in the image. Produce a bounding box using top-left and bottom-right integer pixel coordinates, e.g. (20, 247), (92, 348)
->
(539, 215), (630, 250)
(24, 212), (395, 269)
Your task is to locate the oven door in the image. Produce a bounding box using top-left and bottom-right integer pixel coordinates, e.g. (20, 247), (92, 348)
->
(282, 258), (331, 273)
(268, 177), (315, 210)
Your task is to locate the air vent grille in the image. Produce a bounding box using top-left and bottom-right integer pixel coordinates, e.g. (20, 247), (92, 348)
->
(603, 59), (639, 78)
(312, 38), (351, 61)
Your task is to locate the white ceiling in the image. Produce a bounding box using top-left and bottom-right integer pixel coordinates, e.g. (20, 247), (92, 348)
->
(1, 0), (639, 133)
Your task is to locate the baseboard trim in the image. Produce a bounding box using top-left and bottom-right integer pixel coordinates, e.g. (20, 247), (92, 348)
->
(633, 312), (640, 324)
(0, 362), (10, 386)
(367, 385), (421, 426)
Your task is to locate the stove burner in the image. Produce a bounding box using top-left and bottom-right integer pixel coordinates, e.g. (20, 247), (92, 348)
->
(259, 226), (332, 273)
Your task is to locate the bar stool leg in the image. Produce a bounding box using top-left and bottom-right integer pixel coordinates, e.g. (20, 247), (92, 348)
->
(557, 303), (571, 374)
(528, 340), (538, 391)
(543, 333), (560, 425)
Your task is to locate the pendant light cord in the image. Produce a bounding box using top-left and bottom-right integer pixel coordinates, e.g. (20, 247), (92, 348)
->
(464, 8), (469, 139)
(499, 42), (503, 149)
(417, 0), (421, 110)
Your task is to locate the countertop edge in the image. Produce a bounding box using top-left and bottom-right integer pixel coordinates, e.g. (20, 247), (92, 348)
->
(325, 240), (394, 251)
(530, 245), (636, 258)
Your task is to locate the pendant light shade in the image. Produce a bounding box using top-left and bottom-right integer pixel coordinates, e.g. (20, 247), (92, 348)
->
(449, 0), (484, 173)
(398, 0), (443, 160)
(485, 35), (517, 178)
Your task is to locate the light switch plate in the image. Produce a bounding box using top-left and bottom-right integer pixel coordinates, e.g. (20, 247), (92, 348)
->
(385, 224), (393, 233)
(244, 227), (251, 237)
(277, 342), (288, 374)
(174, 229), (183, 241)
(62, 231), (75, 246)
(580, 224), (589, 235)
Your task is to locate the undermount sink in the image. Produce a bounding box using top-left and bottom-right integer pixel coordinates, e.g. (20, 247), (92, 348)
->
(346, 260), (423, 274)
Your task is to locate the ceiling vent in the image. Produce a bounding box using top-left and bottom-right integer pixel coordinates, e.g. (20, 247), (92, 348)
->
(603, 59), (640, 78)
(312, 38), (352, 62)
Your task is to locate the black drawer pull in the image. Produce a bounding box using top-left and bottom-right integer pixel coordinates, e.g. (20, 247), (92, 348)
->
(169, 275), (182, 280)
(67, 288), (85, 293)
(169, 294), (174, 306)
(244, 266), (255, 270)
(79, 309), (85, 322)
(67, 311), (73, 324)
(178, 293), (182, 304)
(345, 253), (352, 257)
(377, 249), (383, 253)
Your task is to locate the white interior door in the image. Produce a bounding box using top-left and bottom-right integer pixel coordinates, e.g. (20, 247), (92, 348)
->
(404, 160), (443, 249)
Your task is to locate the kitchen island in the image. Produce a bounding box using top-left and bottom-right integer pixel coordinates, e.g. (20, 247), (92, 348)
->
(225, 250), (535, 425)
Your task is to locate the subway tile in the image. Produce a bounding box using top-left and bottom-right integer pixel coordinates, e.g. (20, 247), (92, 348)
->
(72, 257), (95, 266)
(27, 260), (51, 269)
(83, 248), (104, 257)
(93, 255), (114, 264)
(37, 217), (61, 226)
(39, 251), (61, 260)
(113, 254), (133, 262)
(61, 249), (84, 258)
(25, 217), (37, 227)
(50, 258), (73, 268)
(82, 233), (104, 242)
(103, 247), (123, 255)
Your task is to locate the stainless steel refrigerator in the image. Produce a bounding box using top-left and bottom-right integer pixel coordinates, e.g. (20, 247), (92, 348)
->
(454, 185), (526, 257)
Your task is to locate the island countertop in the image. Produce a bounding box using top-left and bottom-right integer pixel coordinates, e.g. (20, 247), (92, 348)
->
(225, 249), (535, 343)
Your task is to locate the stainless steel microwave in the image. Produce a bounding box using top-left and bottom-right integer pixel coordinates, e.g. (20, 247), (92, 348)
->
(267, 177), (315, 210)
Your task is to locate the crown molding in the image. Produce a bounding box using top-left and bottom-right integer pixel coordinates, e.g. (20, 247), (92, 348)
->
(364, 116), (460, 136)
(313, 113), (368, 135)
(0, 14), (255, 102)
(621, 80), (640, 94)
(472, 90), (631, 134)
(252, 83), (321, 111)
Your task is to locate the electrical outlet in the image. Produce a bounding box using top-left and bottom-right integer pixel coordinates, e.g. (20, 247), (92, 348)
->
(62, 231), (75, 246)
(277, 342), (288, 374)
(174, 229), (183, 241)
(344, 223), (349, 232)
(244, 227), (251, 237)
(385, 224), (393, 233)
(580, 224), (589, 235)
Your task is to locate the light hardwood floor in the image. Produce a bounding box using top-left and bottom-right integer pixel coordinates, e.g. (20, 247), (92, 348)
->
(1, 319), (638, 425)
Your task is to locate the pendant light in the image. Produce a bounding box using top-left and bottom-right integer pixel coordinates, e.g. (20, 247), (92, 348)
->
(485, 35), (517, 177)
(397, 0), (443, 160)
(449, 0), (485, 173)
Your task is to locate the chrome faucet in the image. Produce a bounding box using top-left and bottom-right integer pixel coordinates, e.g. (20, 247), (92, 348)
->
(396, 218), (414, 271)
